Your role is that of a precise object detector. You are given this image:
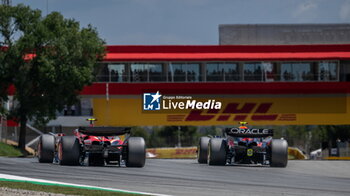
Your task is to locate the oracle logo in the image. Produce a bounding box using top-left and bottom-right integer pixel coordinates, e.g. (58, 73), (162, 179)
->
(229, 128), (270, 134)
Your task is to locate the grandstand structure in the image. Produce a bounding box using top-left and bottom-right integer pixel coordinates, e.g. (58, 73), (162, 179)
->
(5, 24), (350, 128)
(66, 43), (349, 127)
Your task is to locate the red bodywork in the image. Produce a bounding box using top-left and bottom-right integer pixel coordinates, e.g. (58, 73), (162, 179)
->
(73, 129), (123, 146)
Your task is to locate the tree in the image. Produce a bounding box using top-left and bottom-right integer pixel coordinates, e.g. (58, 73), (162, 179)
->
(148, 126), (199, 147)
(130, 126), (150, 145)
(148, 127), (166, 148)
(0, 4), (105, 152)
(319, 125), (350, 142)
(0, 3), (13, 114)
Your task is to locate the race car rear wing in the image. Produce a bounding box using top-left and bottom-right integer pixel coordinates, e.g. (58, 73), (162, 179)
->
(225, 128), (273, 138)
(78, 126), (131, 136)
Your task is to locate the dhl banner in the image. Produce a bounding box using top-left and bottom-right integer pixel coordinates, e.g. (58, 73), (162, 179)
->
(93, 95), (349, 126)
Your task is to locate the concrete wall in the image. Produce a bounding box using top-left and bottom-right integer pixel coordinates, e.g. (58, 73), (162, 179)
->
(219, 24), (350, 45)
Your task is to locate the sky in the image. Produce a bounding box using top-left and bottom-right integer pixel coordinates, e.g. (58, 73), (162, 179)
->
(11, 0), (350, 45)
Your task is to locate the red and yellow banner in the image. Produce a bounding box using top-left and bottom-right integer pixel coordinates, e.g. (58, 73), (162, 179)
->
(146, 147), (306, 160)
(93, 95), (349, 126)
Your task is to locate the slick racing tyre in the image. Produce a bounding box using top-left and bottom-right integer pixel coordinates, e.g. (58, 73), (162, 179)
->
(58, 136), (81, 166)
(125, 137), (146, 167)
(270, 139), (288, 167)
(197, 136), (210, 164)
(208, 138), (227, 166)
(37, 134), (55, 163)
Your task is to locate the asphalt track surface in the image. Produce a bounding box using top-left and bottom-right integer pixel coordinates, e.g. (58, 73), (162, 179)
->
(0, 157), (350, 196)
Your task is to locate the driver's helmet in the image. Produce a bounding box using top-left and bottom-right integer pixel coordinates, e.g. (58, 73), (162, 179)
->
(238, 121), (248, 129)
(237, 122), (257, 145)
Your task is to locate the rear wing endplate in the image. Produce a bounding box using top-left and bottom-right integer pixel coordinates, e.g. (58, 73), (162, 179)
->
(225, 128), (273, 138)
(78, 127), (131, 136)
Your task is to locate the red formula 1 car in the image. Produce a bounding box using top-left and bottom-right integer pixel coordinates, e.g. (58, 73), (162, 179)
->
(37, 126), (146, 167)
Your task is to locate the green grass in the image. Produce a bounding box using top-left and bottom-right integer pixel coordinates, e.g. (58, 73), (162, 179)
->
(0, 180), (145, 196)
(0, 142), (23, 157)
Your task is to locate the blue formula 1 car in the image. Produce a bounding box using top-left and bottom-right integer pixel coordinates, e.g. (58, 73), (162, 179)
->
(197, 122), (288, 167)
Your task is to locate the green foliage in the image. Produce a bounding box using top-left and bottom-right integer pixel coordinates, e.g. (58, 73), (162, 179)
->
(130, 126), (150, 144)
(147, 126), (199, 147)
(0, 5), (13, 104)
(199, 126), (223, 137)
(132, 125), (349, 152)
(0, 4), (105, 149)
(0, 142), (23, 157)
(272, 125), (350, 153)
(318, 125), (350, 142)
(148, 127), (166, 148)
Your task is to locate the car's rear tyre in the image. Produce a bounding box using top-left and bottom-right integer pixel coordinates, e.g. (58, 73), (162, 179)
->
(270, 139), (288, 167)
(208, 138), (227, 166)
(58, 136), (81, 166)
(125, 137), (146, 167)
(197, 136), (210, 164)
(37, 134), (55, 163)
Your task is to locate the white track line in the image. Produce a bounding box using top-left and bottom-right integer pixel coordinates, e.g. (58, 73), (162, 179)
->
(0, 173), (171, 196)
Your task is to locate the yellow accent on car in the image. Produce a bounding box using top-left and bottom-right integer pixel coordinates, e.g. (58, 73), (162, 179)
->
(239, 122), (248, 125)
(247, 149), (253, 156)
